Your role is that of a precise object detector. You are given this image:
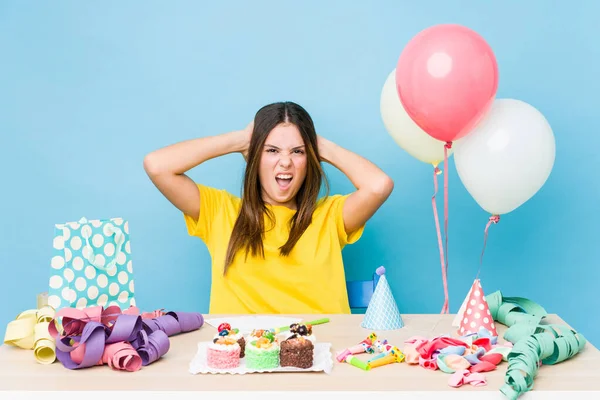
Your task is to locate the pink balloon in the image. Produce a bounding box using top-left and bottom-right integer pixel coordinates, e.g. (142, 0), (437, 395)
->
(395, 24), (499, 143)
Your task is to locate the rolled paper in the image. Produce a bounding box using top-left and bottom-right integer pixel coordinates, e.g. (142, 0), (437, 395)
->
(55, 321), (107, 369)
(37, 292), (49, 309)
(72, 341), (143, 372)
(141, 309), (166, 319)
(142, 315), (180, 336)
(166, 311), (204, 333)
(346, 354), (371, 371)
(4, 310), (37, 349)
(136, 330), (170, 366)
(48, 304), (203, 372)
(33, 321), (56, 365)
(4, 305), (57, 365)
(484, 291), (587, 399)
(485, 290), (548, 328)
(106, 314), (142, 344)
(103, 342), (142, 372)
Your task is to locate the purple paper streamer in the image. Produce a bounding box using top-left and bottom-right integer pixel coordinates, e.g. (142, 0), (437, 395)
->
(54, 308), (203, 371)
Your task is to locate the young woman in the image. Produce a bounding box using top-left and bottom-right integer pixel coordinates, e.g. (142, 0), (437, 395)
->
(144, 101), (393, 314)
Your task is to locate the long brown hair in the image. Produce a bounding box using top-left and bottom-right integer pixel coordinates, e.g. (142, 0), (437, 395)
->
(224, 102), (329, 274)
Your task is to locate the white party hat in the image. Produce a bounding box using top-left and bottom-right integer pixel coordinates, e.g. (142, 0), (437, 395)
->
(361, 266), (404, 330)
(452, 283), (473, 327)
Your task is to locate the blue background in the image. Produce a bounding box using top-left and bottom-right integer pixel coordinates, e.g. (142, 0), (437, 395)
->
(1, 1), (598, 346)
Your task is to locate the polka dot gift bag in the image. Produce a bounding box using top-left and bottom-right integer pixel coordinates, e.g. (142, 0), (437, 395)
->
(47, 217), (135, 311)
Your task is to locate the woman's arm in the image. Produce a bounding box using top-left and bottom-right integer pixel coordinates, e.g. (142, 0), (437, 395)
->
(318, 136), (394, 234)
(143, 125), (251, 221)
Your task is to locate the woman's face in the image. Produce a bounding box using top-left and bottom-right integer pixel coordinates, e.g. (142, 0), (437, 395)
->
(258, 123), (307, 209)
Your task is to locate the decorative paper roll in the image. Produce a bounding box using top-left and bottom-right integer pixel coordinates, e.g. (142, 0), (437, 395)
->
(51, 305), (203, 371)
(3, 305), (57, 364)
(37, 292), (49, 309)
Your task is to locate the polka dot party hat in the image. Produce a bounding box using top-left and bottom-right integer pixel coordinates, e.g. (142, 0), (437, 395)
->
(457, 279), (497, 337)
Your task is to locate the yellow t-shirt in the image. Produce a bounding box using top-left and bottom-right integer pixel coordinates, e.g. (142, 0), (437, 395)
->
(183, 184), (364, 314)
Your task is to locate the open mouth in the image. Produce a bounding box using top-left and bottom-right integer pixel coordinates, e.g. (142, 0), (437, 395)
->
(275, 173), (293, 190)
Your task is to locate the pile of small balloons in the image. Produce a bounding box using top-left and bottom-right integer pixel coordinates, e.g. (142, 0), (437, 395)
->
(381, 24), (555, 216)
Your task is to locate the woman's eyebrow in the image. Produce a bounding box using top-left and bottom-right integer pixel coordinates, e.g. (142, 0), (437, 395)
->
(264, 144), (306, 150)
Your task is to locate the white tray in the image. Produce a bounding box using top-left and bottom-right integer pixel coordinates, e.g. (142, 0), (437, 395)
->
(189, 341), (333, 374)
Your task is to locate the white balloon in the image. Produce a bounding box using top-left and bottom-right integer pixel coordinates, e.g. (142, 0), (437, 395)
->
(380, 69), (453, 165)
(454, 99), (556, 215)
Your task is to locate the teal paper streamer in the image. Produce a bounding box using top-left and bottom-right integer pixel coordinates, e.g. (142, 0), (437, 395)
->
(485, 290), (587, 399)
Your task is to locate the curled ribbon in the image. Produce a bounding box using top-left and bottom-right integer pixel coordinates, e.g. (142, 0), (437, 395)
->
(48, 305), (203, 372)
(3, 302), (57, 365)
(485, 290), (587, 400)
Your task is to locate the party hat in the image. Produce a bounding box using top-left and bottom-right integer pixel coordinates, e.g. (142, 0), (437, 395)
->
(361, 266), (404, 330)
(452, 285), (473, 327)
(457, 279), (497, 336)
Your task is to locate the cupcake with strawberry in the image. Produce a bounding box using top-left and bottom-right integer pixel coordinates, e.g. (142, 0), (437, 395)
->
(245, 329), (280, 370)
(213, 322), (246, 358)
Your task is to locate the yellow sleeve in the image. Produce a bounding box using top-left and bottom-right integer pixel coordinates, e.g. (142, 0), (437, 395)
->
(330, 194), (365, 247)
(183, 184), (239, 242)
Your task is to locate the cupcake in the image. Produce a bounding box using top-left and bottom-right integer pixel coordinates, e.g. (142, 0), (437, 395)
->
(280, 324), (315, 369)
(245, 329), (280, 370)
(214, 323), (246, 358)
(207, 336), (241, 369)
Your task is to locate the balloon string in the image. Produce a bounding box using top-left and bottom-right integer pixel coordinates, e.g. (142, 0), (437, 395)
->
(477, 215), (500, 279)
(442, 141), (452, 313)
(432, 165), (448, 314)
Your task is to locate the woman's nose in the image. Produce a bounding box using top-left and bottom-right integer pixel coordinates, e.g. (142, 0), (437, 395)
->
(279, 155), (292, 167)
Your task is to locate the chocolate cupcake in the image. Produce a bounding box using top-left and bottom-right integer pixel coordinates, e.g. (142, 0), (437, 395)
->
(280, 334), (314, 369)
(280, 324), (315, 368)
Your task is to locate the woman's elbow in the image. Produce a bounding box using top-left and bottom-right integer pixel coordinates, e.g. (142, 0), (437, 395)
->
(372, 175), (394, 200)
(143, 152), (162, 178)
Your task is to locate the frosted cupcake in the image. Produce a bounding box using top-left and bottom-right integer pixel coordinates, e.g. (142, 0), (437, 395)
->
(214, 323), (246, 358)
(279, 323), (315, 369)
(245, 329), (280, 370)
(207, 336), (241, 369)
